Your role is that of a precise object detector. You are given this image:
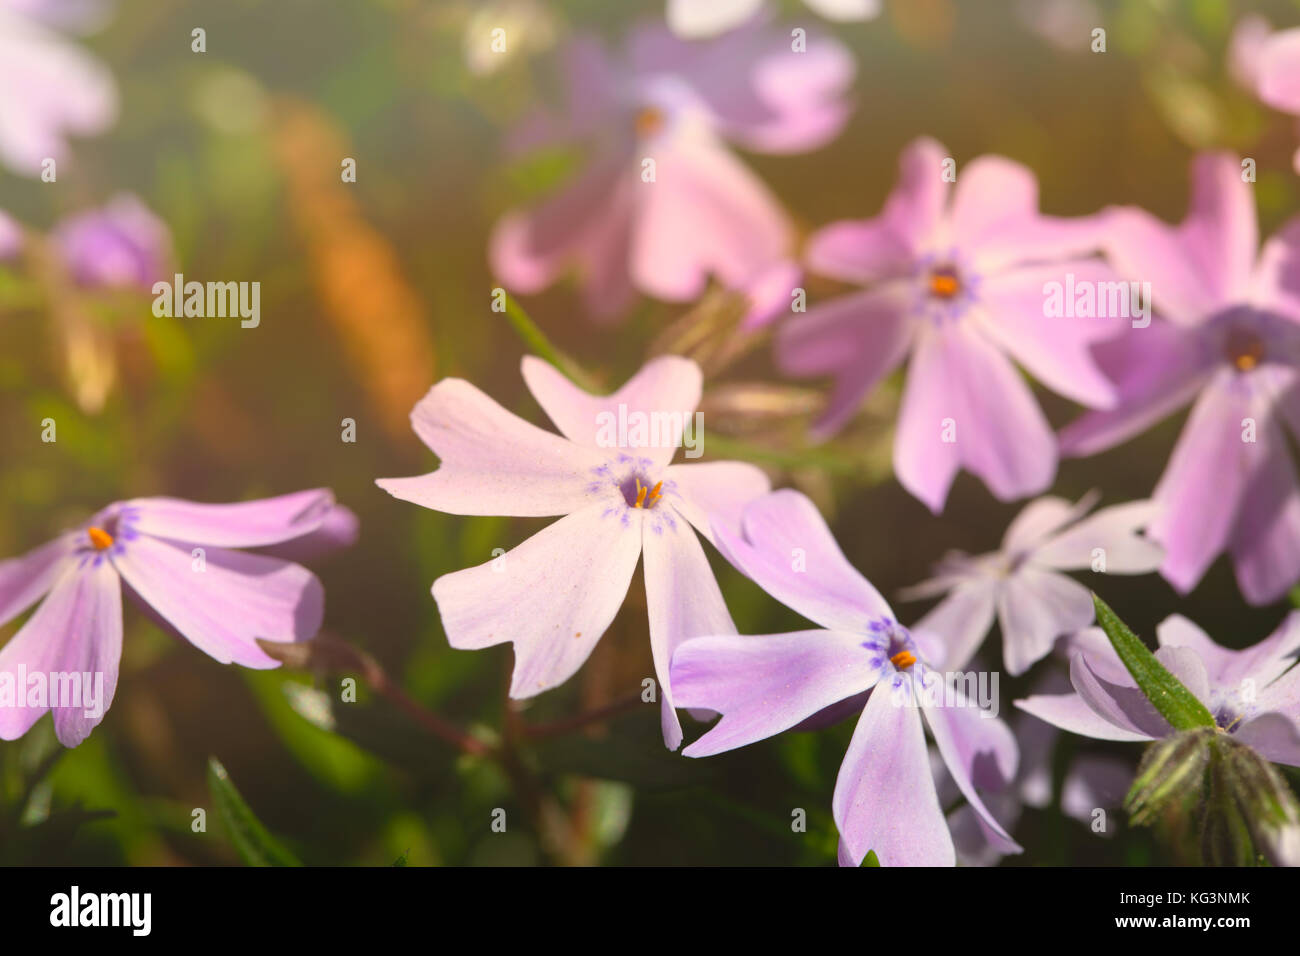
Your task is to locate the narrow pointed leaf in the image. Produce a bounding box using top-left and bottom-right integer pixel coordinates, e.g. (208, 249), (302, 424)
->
(207, 757), (301, 867)
(1092, 593), (1215, 731)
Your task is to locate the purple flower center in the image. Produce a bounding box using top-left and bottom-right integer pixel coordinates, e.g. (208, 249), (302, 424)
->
(1223, 328), (1265, 372)
(927, 265), (962, 300)
(621, 474), (664, 509)
(587, 455), (679, 533)
(914, 251), (980, 323)
(1210, 688), (1258, 734)
(77, 506), (140, 565)
(635, 106), (665, 139)
(862, 618), (920, 671)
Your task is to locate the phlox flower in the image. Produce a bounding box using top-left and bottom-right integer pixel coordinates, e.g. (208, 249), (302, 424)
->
(1020, 619), (1300, 763)
(51, 193), (171, 291)
(1240, 18), (1300, 174)
(1017, 617), (1300, 864)
(1059, 153), (1300, 604)
(670, 489), (1021, 866)
(376, 356), (770, 749)
(901, 491), (1162, 675)
(780, 136), (1121, 512)
(490, 19), (853, 322)
(666, 0), (879, 39)
(0, 489), (357, 747)
(0, 0), (117, 176)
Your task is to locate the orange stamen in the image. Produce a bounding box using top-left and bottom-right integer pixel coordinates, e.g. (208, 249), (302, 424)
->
(1226, 332), (1264, 372)
(87, 527), (114, 551)
(635, 106), (664, 138)
(634, 478), (648, 509)
(890, 650), (917, 670)
(928, 272), (960, 299)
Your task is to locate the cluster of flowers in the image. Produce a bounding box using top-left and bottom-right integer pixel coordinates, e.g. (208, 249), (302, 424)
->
(5, 3), (1300, 865)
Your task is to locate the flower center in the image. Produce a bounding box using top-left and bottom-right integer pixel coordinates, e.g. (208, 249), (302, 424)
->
(87, 526), (114, 550)
(623, 475), (664, 509)
(889, 650), (917, 670)
(1225, 330), (1265, 372)
(927, 265), (961, 300)
(862, 618), (922, 673)
(635, 106), (665, 138)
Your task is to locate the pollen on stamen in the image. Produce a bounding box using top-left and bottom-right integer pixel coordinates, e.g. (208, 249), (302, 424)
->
(632, 478), (664, 509)
(1225, 331), (1265, 372)
(890, 650), (917, 670)
(1233, 349), (1261, 372)
(928, 268), (961, 300)
(635, 106), (664, 138)
(87, 526), (114, 551)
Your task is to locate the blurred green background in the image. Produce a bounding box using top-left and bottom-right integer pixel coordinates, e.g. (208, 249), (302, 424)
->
(3, 0), (1300, 866)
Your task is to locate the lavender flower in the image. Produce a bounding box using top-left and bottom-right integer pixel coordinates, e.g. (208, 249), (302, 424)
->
(1019, 617), (1300, 865)
(670, 489), (1020, 865)
(781, 137), (1120, 512)
(1060, 153), (1300, 604)
(376, 356), (769, 750)
(0, 490), (356, 747)
(901, 492), (1162, 675)
(0, 0), (117, 176)
(490, 20), (852, 322)
(51, 194), (172, 291)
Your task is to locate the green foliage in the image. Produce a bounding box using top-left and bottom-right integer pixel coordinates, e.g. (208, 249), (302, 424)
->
(1091, 594), (1216, 731)
(207, 757), (301, 867)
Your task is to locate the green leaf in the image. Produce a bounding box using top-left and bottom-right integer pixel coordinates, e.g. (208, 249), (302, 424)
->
(862, 850), (880, 867)
(1091, 594), (1216, 731)
(499, 293), (599, 391)
(207, 757), (301, 867)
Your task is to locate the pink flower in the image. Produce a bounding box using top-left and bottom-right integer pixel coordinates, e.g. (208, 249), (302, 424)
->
(780, 137), (1120, 513)
(376, 356), (770, 749)
(666, 0), (879, 39)
(669, 490), (1021, 866)
(51, 194), (171, 291)
(1019, 618), (1300, 768)
(0, 490), (357, 747)
(1060, 153), (1300, 604)
(489, 20), (853, 322)
(902, 492), (1162, 675)
(0, 0), (117, 176)
(1250, 20), (1300, 174)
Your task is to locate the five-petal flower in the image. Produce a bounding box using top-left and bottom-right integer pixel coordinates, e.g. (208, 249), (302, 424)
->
(901, 491), (1162, 675)
(1060, 153), (1300, 604)
(0, 489), (356, 747)
(376, 356), (769, 750)
(490, 20), (852, 322)
(670, 489), (1021, 865)
(779, 136), (1122, 512)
